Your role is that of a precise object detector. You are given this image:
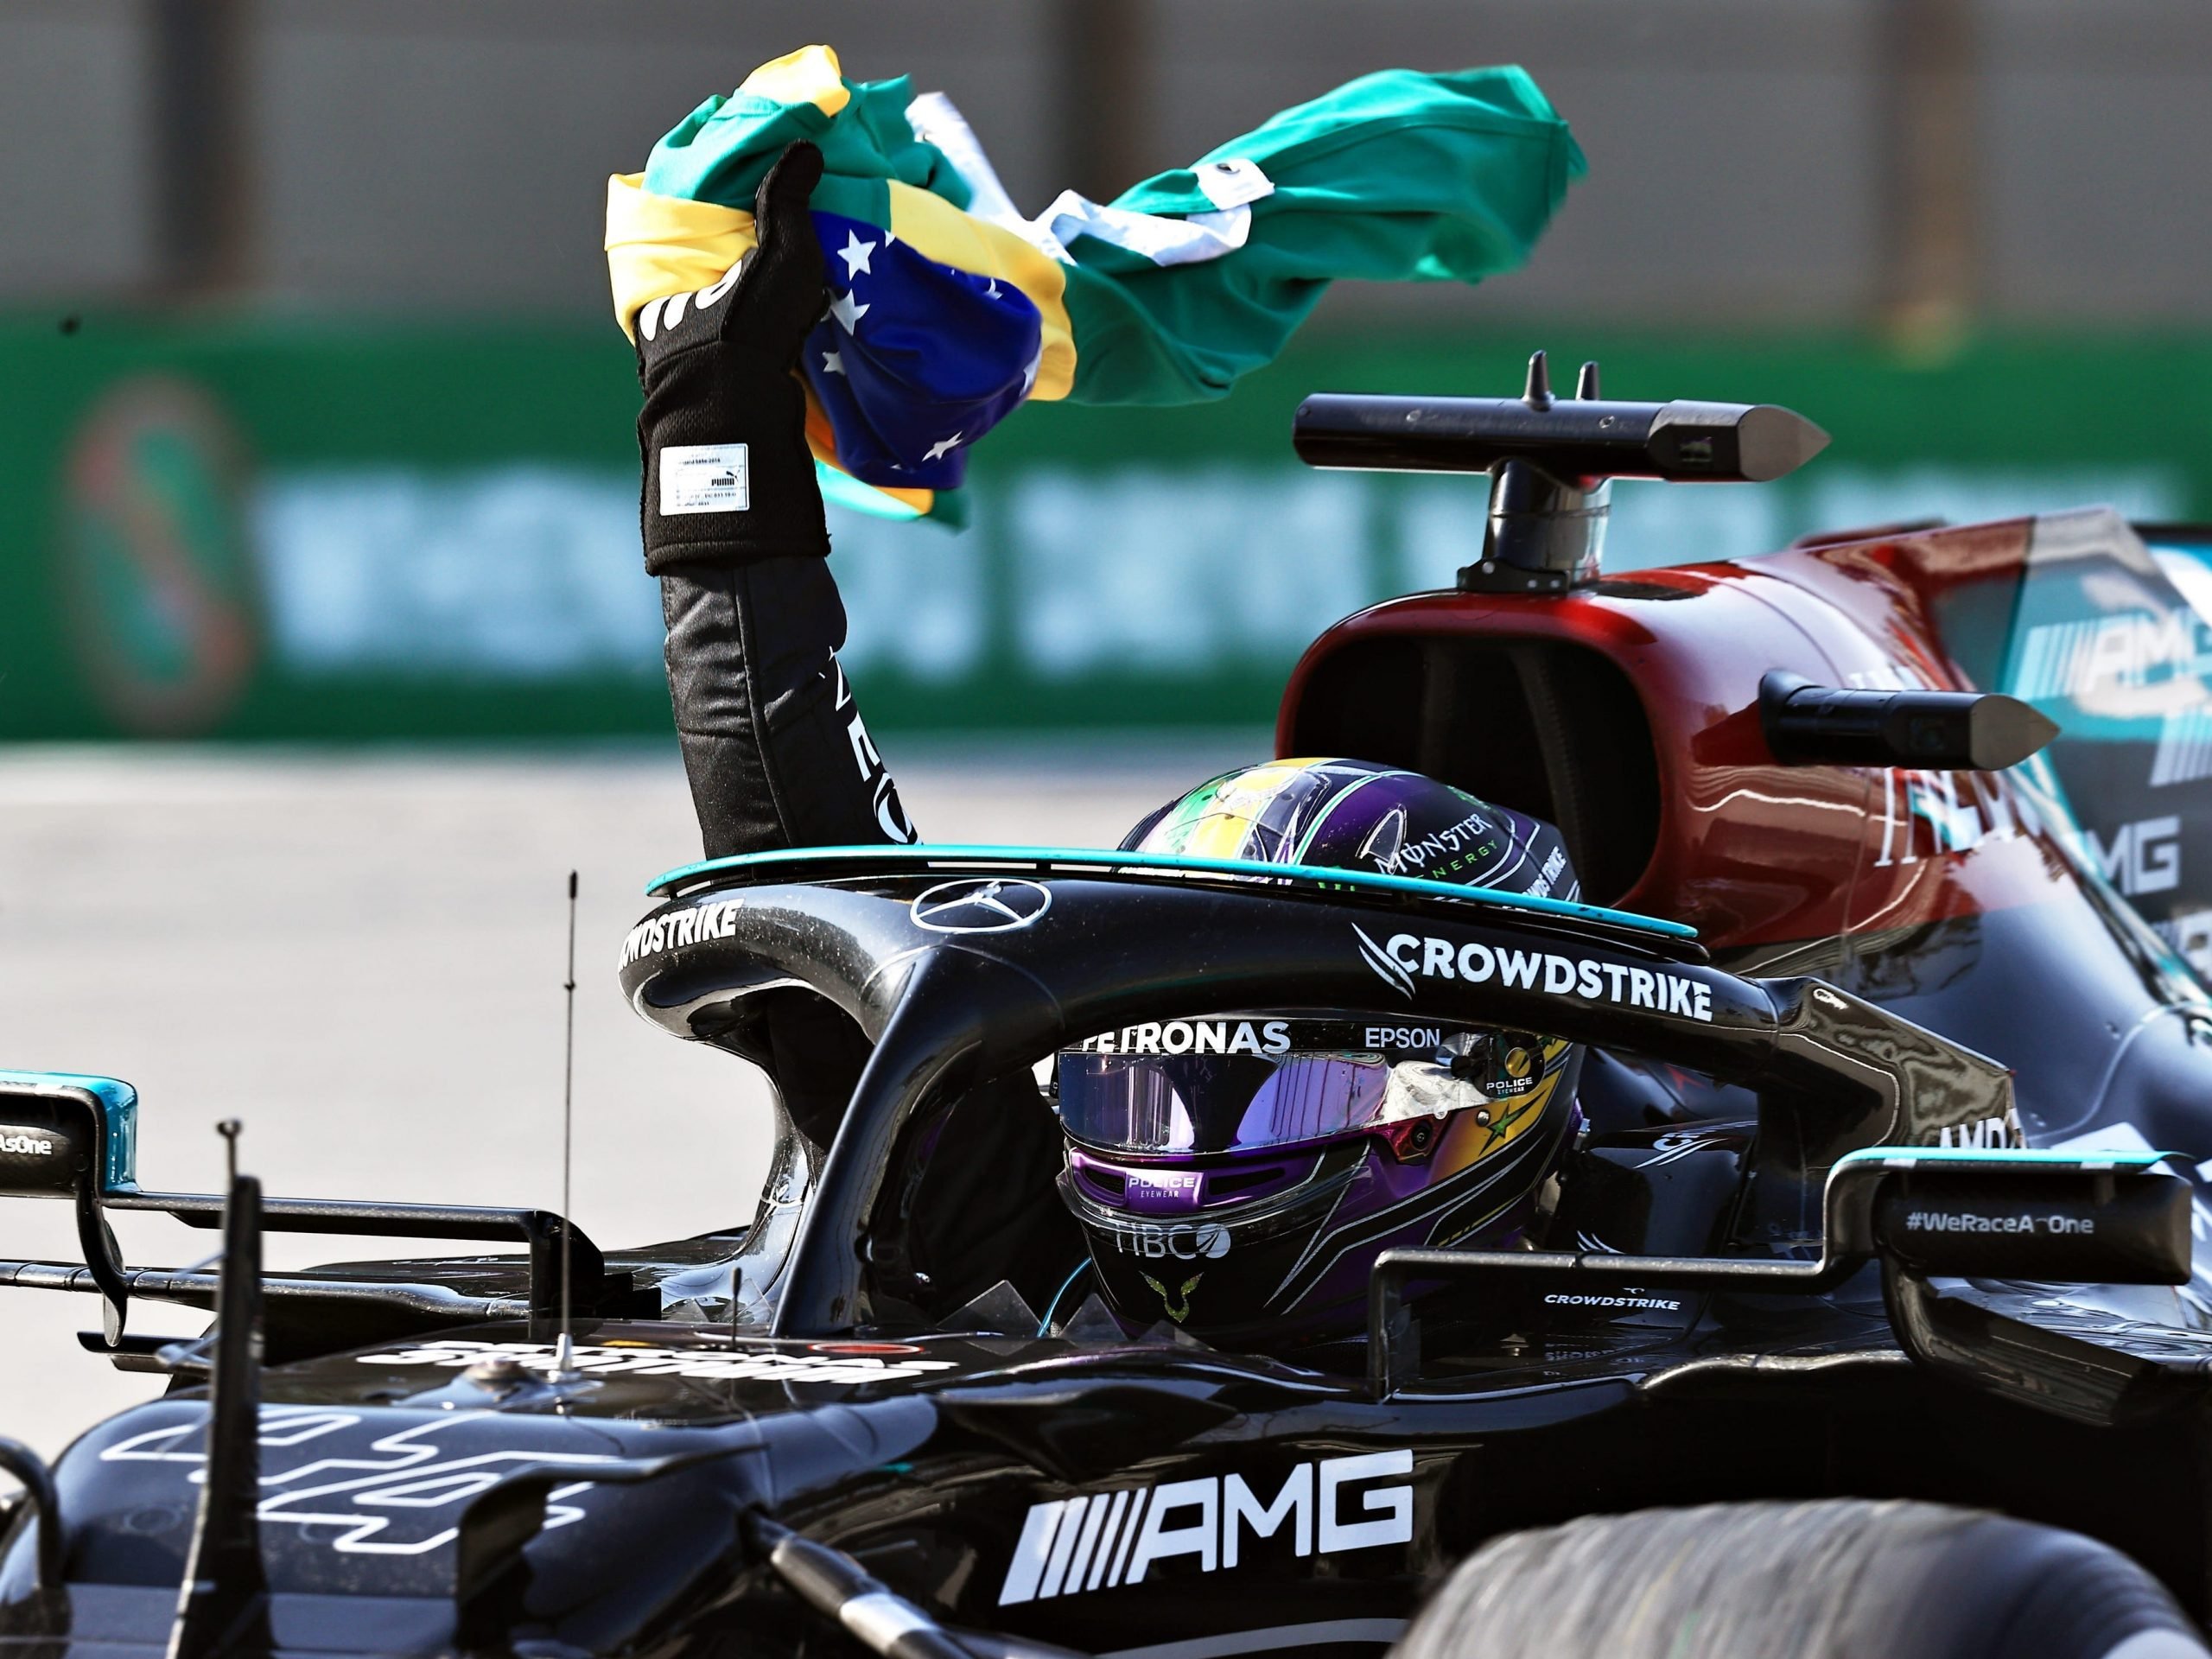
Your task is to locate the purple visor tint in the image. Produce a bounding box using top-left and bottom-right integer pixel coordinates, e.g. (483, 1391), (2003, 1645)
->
(1058, 1052), (1393, 1155)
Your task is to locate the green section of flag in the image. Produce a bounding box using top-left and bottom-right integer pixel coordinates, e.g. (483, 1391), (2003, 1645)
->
(1065, 67), (1585, 404)
(645, 73), (968, 216)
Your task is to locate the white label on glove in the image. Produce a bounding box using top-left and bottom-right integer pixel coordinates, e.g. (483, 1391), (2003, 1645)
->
(659, 443), (750, 515)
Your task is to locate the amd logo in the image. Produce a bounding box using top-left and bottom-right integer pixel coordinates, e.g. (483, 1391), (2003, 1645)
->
(1936, 1112), (2024, 1151)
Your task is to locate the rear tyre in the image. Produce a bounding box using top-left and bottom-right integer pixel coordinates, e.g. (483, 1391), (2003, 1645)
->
(1392, 1498), (2204, 1659)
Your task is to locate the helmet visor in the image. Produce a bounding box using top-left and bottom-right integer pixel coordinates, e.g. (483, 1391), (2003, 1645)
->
(1058, 1051), (1391, 1155)
(1056, 1016), (1537, 1155)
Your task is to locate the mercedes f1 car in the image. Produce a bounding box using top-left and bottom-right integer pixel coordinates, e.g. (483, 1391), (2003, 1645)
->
(6, 356), (2212, 1657)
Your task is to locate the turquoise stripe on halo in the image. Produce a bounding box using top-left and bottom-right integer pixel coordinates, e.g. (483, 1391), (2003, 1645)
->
(644, 842), (1694, 939)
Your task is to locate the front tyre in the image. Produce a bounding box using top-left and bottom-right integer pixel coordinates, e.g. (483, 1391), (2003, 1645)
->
(1393, 1499), (2204, 1659)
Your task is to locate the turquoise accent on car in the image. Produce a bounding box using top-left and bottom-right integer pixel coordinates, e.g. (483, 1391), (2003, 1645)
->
(645, 843), (1697, 939)
(1832, 1144), (2173, 1169)
(0, 1070), (140, 1192)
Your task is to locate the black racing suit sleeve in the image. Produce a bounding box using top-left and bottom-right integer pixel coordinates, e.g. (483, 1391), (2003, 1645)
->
(659, 556), (1079, 1316)
(659, 555), (912, 861)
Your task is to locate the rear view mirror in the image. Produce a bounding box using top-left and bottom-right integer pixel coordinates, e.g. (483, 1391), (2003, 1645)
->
(0, 1072), (139, 1199)
(1835, 1149), (2190, 1285)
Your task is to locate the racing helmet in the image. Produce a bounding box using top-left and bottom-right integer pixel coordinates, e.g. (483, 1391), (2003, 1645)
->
(1051, 758), (1586, 1344)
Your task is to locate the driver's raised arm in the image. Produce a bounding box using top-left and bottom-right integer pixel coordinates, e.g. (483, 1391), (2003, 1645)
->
(633, 141), (914, 862)
(626, 143), (1074, 1314)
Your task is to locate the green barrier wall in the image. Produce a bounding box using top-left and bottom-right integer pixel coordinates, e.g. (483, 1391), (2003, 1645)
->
(4, 317), (2209, 739)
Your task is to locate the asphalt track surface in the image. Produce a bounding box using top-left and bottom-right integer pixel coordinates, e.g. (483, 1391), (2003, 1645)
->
(0, 735), (1263, 1459)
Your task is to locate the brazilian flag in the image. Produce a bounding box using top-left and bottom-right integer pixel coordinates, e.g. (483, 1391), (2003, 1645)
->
(607, 45), (1584, 524)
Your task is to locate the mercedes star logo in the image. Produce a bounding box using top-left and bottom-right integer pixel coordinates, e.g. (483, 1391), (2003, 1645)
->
(911, 877), (1053, 934)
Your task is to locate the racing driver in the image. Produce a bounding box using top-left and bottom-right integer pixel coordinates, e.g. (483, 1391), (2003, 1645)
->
(632, 142), (1588, 1345)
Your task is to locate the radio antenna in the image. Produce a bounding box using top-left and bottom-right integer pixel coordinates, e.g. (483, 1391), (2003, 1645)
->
(555, 869), (579, 1377)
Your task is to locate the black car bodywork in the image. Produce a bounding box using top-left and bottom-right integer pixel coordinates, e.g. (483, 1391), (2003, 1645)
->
(0, 847), (2205, 1658)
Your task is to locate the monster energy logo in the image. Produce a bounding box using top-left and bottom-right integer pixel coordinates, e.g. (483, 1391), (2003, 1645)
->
(1141, 1270), (1204, 1321)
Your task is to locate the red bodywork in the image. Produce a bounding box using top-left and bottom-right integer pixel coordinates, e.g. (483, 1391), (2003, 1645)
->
(1276, 518), (2081, 954)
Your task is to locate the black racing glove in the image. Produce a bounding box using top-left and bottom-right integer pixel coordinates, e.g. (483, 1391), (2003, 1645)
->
(634, 140), (829, 574)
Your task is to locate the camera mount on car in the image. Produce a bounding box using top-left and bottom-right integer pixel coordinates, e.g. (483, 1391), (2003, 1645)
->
(1292, 350), (1829, 594)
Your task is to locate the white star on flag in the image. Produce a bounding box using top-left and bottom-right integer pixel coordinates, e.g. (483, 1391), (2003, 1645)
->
(839, 231), (876, 279)
(923, 432), (963, 463)
(1020, 350), (1043, 394)
(985, 278), (1001, 300)
(821, 350), (844, 375)
(829, 289), (870, 333)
